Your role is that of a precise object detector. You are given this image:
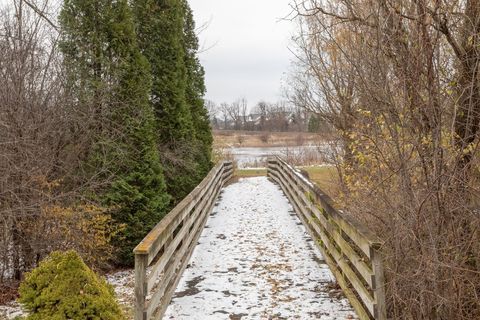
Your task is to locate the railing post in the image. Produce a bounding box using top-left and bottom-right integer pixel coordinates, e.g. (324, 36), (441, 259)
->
(224, 160), (233, 182)
(266, 156), (275, 178)
(225, 161), (231, 180)
(269, 156), (387, 320)
(372, 248), (387, 320)
(134, 253), (148, 320)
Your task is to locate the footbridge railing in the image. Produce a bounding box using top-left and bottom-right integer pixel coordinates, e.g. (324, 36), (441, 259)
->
(268, 157), (386, 320)
(133, 161), (233, 320)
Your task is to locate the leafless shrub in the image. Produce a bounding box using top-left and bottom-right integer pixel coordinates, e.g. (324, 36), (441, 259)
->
(237, 135), (245, 145)
(291, 0), (480, 318)
(281, 146), (326, 166)
(259, 133), (270, 144)
(0, 1), (115, 285)
(295, 134), (305, 146)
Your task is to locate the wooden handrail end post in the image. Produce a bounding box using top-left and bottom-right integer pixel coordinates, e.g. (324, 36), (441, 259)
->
(372, 249), (387, 320)
(134, 253), (148, 320)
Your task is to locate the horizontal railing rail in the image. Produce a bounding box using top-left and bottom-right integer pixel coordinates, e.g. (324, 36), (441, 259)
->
(133, 161), (234, 320)
(267, 156), (386, 320)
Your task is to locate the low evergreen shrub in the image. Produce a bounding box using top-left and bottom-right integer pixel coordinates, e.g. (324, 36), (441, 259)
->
(19, 250), (124, 320)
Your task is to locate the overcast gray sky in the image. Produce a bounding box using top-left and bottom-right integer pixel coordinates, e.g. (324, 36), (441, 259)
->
(0, 0), (296, 108)
(188, 0), (295, 108)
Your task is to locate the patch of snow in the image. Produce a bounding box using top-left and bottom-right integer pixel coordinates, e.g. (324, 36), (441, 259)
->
(288, 164), (315, 189)
(239, 167), (267, 170)
(0, 301), (25, 320)
(164, 177), (357, 320)
(106, 269), (135, 310)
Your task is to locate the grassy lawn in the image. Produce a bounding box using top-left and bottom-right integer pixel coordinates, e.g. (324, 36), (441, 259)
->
(234, 165), (339, 196)
(300, 165), (339, 196)
(235, 168), (267, 177)
(213, 130), (324, 148)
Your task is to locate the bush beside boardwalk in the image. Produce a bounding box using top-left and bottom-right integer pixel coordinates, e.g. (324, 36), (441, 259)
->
(18, 251), (124, 320)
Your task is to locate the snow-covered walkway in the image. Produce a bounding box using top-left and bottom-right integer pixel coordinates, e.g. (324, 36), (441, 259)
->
(164, 177), (356, 320)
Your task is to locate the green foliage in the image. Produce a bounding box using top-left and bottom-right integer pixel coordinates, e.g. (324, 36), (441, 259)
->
(182, 0), (213, 177)
(133, 0), (194, 144)
(306, 191), (315, 203)
(59, 0), (170, 266)
(308, 115), (321, 133)
(105, 123), (170, 264)
(132, 0), (213, 202)
(19, 251), (124, 320)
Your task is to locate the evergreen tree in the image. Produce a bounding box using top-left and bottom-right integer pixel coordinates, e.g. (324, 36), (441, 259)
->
(308, 115), (321, 133)
(182, 0), (213, 177)
(132, 0), (212, 202)
(132, 0), (194, 144)
(59, 0), (170, 266)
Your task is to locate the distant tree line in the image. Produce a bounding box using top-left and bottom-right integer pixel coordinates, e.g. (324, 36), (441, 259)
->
(0, 0), (212, 288)
(207, 98), (329, 133)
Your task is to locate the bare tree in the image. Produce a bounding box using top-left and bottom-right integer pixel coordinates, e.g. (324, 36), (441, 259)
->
(239, 97), (248, 130)
(205, 99), (217, 119)
(205, 99), (219, 129)
(290, 1), (480, 318)
(0, 0), (116, 288)
(227, 100), (242, 130)
(219, 102), (230, 130)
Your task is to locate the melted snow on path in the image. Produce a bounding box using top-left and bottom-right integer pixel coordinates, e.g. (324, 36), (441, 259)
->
(164, 177), (356, 320)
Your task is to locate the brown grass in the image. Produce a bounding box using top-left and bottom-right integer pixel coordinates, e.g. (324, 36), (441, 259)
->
(213, 130), (323, 148)
(235, 168), (267, 178)
(0, 282), (19, 305)
(301, 166), (340, 197)
(234, 166), (339, 196)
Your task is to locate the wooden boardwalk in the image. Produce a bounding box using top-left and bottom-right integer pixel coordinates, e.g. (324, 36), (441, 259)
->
(133, 158), (386, 320)
(164, 177), (356, 319)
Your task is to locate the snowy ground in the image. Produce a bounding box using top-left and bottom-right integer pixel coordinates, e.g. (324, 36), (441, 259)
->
(106, 269), (135, 317)
(1, 177), (356, 320)
(164, 177), (356, 320)
(0, 301), (24, 320)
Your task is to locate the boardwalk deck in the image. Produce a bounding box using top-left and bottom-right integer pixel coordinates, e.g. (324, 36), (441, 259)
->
(164, 177), (356, 319)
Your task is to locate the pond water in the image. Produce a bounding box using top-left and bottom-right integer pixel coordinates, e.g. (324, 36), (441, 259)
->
(226, 144), (330, 168)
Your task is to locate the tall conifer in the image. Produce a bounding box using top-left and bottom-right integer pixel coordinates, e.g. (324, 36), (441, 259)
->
(182, 0), (213, 177)
(132, 0), (212, 201)
(59, 0), (170, 265)
(132, 0), (194, 143)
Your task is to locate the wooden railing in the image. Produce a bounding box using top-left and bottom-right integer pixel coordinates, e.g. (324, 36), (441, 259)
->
(267, 157), (386, 320)
(133, 161), (233, 320)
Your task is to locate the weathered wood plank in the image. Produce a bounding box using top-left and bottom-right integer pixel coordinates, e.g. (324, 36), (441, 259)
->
(151, 167), (221, 266)
(146, 171), (220, 291)
(275, 158), (382, 257)
(321, 244), (373, 320)
(134, 254), (148, 320)
(372, 249), (387, 320)
(134, 164), (223, 260)
(267, 157), (386, 320)
(147, 180), (221, 319)
(134, 161), (232, 320)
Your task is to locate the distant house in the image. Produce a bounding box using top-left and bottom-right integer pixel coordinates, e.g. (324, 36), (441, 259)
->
(248, 113), (263, 126)
(213, 109), (312, 132)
